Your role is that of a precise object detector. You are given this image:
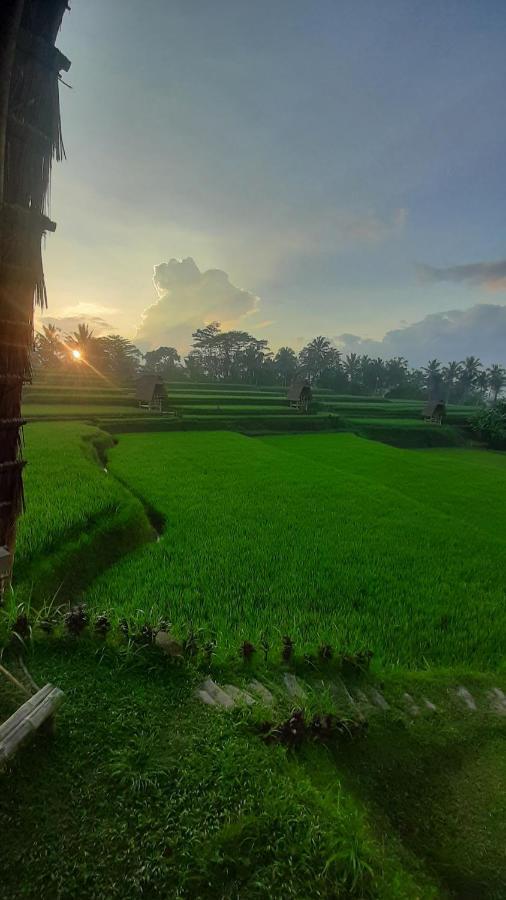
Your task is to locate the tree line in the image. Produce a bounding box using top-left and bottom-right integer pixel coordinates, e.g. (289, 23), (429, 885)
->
(34, 320), (506, 403)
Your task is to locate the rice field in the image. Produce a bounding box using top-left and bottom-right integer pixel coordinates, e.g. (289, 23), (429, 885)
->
(22, 380), (474, 439)
(77, 429), (506, 668)
(16, 422), (505, 667)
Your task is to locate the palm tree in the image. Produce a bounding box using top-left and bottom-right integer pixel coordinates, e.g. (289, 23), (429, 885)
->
(344, 352), (361, 384)
(101, 335), (142, 382)
(35, 324), (63, 370)
(274, 347), (298, 386)
(476, 370), (489, 399)
(488, 364), (506, 403)
(422, 359), (442, 398)
(441, 361), (462, 401)
(298, 336), (332, 383)
(0, 1), (70, 585)
(385, 357), (409, 391)
(66, 323), (94, 355)
(458, 356), (482, 400)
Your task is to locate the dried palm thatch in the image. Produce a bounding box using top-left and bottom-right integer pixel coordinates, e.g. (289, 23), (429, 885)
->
(0, 0), (70, 588)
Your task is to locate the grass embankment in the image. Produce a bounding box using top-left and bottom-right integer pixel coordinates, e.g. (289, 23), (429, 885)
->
(80, 431), (506, 669)
(0, 641), (449, 900)
(14, 424), (153, 604)
(2, 640), (506, 898)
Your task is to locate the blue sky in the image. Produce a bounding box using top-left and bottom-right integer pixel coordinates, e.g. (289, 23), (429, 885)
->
(43, 0), (506, 360)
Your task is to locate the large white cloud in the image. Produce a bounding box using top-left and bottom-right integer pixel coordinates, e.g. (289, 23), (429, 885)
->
(135, 257), (259, 350)
(337, 304), (506, 367)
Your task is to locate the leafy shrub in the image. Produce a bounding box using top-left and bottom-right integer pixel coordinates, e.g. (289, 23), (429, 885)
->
(472, 401), (506, 448)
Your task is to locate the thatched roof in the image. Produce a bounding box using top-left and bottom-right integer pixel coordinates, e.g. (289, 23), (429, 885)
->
(136, 376), (166, 403)
(0, 0), (70, 567)
(287, 381), (312, 401)
(423, 400), (445, 417)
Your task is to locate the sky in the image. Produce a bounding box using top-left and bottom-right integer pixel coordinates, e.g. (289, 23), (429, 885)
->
(42, 0), (506, 365)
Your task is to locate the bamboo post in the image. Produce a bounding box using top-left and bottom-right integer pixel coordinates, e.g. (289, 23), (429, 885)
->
(0, 662), (31, 698)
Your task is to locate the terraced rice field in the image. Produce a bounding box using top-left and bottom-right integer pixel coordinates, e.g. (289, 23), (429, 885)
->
(60, 428), (505, 668)
(21, 380), (476, 467)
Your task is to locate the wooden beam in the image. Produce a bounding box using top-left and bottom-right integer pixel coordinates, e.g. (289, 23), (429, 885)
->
(17, 26), (71, 74)
(0, 684), (64, 766)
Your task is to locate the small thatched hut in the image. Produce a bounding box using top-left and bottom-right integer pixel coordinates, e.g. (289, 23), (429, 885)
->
(287, 381), (312, 412)
(136, 376), (166, 412)
(422, 400), (446, 425)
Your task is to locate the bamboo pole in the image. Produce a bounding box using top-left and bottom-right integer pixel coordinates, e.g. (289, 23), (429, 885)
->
(0, 662), (31, 698)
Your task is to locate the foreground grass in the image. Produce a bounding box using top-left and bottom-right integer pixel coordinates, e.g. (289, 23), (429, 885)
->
(82, 430), (506, 668)
(0, 642), (438, 900)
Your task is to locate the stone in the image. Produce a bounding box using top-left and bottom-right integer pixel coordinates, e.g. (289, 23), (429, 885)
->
(333, 678), (356, 708)
(403, 692), (419, 716)
(353, 688), (370, 707)
(201, 678), (235, 709)
(455, 686), (477, 711)
(487, 687), (506, 715)
(248, 680), (274, 705)
(370, 688), (389, 710)
(195, 689), (216, 706)
(223, 684), (255, 706)
(283, 673), (307, 700)
(155, 631), (183, 658)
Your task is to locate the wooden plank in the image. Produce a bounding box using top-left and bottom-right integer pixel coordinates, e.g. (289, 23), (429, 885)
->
(0, 684), (55, 742)
(26, 688), (64, 729)
(0, 687), (63, 764)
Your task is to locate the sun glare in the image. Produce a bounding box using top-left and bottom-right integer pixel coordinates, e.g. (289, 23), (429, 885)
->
(71, 349), (81, 360)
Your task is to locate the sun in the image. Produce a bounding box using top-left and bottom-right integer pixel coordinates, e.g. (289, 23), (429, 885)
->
(71, 349), (82, 360)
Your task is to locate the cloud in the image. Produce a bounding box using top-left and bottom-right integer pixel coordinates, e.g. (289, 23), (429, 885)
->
(275, 207), (407, 258)
(336, 304), (506, 367)
(59, 301), (120, 318)
(135, 257), (259, 350)
(37, 314), (115, 336)
(418, 259), (506, 291)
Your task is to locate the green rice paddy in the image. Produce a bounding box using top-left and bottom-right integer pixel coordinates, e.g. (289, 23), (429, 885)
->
(16, 423), (506, 669)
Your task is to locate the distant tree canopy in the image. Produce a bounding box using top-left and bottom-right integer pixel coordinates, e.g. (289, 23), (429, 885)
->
(32, 320), (506, 403)
(472, 401), (506, 448)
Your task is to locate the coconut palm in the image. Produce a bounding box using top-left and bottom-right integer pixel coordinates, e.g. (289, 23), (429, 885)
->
(35, 324), (64, 370)
(441, 361), (462, 401)
(274, 347), (298, 386)
(298, 336), (333, 383)
(385, 357), (409, 391)
(344, 352), (361, 384)
(422, 359), (442, 398)
(458, 356), (482, 399)
(488, 364), (506, 403)
(66, 323), (96, 359)
(476, 370), (490, 399)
